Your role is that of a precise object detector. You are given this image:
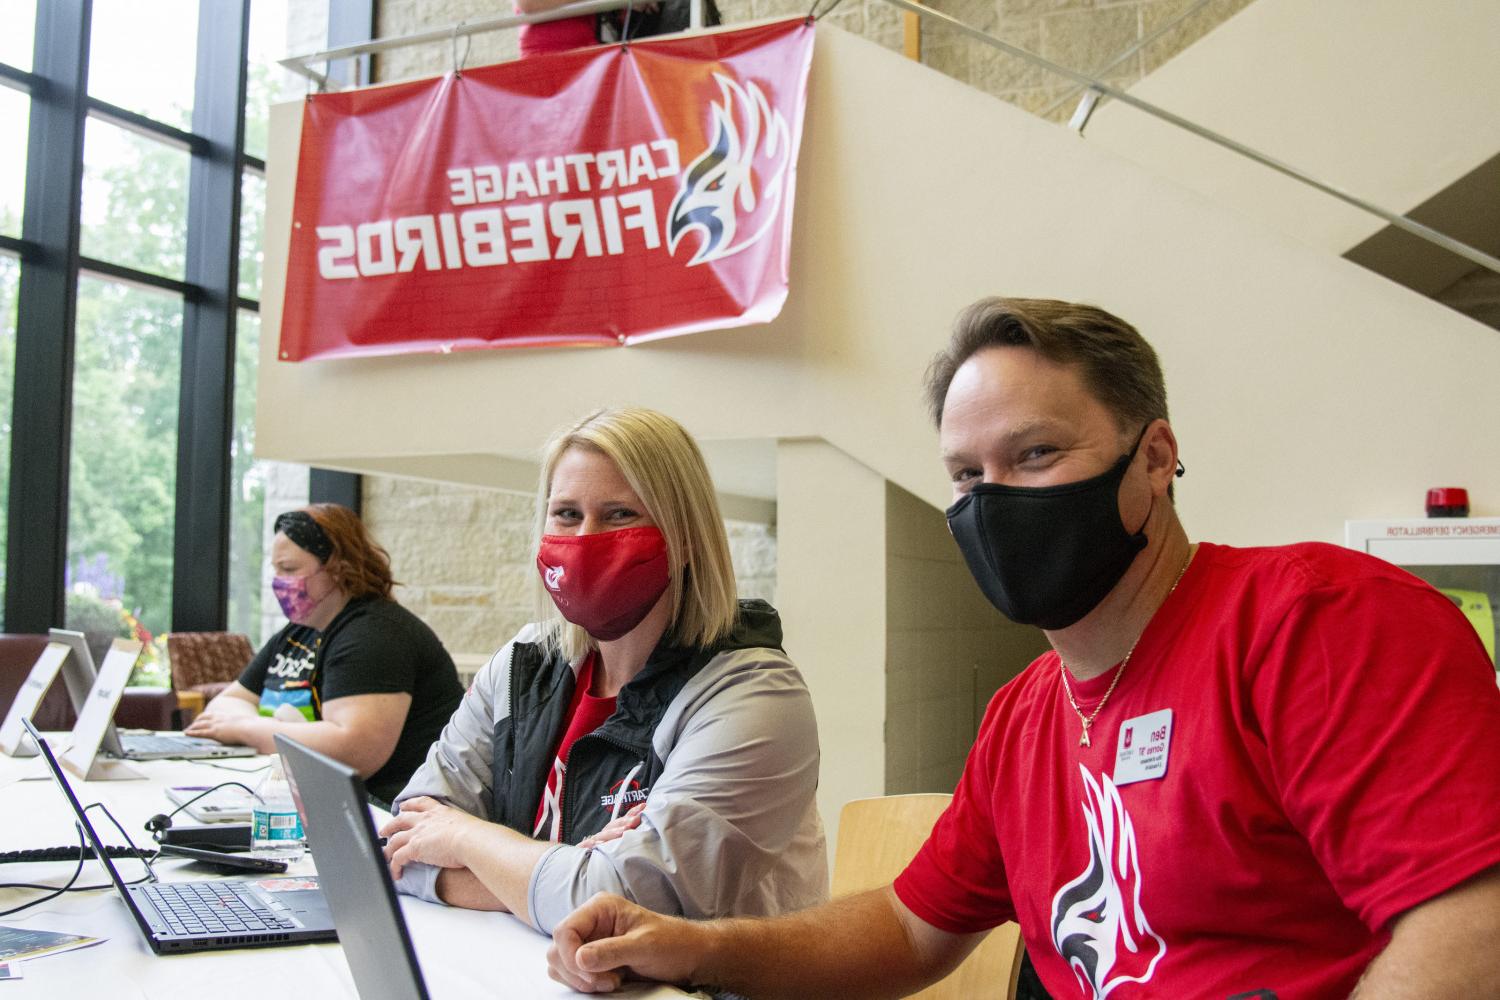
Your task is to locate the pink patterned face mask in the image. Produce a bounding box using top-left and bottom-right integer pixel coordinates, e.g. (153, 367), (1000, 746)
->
(272, 573), (324, 624)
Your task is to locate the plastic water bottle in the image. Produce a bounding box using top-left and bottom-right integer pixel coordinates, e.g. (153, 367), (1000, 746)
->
(251, 755), (306, 860)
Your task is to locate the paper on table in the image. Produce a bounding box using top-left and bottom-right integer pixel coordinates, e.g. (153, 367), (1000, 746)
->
(0, 961), (21, 980)
(0, 925), (103, 964)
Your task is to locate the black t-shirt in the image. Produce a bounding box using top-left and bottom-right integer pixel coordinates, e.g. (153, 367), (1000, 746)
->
(238, 596), (464, 803)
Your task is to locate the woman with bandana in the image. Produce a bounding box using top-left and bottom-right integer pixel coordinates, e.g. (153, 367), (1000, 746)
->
(186, 504), (464, 805)
(378, 408), (828, 935)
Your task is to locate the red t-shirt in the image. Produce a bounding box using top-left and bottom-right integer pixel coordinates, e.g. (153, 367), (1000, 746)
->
(534, 652), (617, 842)
(516, 6), (596, 59)
(894, 542), (1500, 1000)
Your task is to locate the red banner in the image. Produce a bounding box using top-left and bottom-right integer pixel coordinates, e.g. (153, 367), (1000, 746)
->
(279, 19), (815, 362)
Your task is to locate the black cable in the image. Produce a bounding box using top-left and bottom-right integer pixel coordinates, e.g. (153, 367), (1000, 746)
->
(151, 780), (260, 836)
(87, 802), (159, 884)
(0, 824), (88, 918)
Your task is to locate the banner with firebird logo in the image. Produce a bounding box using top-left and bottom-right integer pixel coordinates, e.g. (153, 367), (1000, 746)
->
(278, 19), (814, 361)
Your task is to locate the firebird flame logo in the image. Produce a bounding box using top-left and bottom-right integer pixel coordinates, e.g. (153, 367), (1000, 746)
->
(667, 73), (791, 267)
(1050, 766), (1166, 998)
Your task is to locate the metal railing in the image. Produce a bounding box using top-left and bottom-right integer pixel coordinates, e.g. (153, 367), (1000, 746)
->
(280, 0), (702, 90)
(278, 0), (1500, 280)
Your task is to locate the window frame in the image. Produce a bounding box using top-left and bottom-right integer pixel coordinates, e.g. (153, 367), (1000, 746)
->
(3, 0), (371, 635)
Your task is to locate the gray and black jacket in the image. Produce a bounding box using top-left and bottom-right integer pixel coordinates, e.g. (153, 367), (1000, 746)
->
(393, 600), (828, 933)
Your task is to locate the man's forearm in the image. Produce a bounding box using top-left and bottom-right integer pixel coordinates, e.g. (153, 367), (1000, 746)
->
(683, 889), (965, 1000)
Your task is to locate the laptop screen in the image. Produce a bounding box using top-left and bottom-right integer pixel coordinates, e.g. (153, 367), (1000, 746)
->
(275, 734), (429, 1000)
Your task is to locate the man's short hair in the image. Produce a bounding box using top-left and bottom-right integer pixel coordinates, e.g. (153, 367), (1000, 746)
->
(923, 297), (1169, 438)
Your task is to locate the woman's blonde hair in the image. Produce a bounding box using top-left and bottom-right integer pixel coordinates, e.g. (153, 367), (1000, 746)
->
(535, 408), (739, 662)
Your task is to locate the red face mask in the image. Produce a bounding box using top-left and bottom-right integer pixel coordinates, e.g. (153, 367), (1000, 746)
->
(536, 526), (670, 641)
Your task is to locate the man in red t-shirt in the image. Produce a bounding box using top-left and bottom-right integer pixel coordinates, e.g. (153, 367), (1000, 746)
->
(547, 297), (1500, 999)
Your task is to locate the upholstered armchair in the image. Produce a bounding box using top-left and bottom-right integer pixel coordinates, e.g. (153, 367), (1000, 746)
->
(165, 631), (255, 723)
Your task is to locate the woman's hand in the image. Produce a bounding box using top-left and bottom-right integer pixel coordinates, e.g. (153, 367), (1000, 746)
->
(183, 710), (252, 746)
(380, 796), (488, 879)
(578, 804), (646, 849)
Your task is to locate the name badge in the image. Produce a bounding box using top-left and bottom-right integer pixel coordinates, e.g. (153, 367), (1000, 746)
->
(1113, 708), (1172, 786)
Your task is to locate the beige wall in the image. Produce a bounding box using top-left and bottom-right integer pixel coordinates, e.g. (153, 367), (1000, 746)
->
(1085, 0), (1500, 256)
(885, 482), (1046, 795)
(777, 440), (886, 848)
(260, 24), (1500, 537)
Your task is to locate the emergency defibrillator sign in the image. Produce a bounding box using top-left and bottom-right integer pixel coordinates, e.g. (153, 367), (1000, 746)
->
(279, 19), (814, 361)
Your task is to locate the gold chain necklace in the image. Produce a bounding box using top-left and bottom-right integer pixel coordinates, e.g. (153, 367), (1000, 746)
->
(1059, 552), (1192, 748)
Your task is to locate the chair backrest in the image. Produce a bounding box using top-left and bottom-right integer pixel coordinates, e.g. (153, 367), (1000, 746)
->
(0, 633), (76, 731)
(165, 631), (255, 691)
(834, 794), (1024, 1000)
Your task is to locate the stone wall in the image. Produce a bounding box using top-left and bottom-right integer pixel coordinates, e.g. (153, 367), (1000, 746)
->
(915, 0), (1256, 122)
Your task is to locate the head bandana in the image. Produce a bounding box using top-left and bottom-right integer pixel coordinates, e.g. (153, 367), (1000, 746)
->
(274, 510), (334, 563)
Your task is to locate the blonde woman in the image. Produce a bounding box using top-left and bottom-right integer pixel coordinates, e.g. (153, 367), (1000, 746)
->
(380, 408), (828, 935)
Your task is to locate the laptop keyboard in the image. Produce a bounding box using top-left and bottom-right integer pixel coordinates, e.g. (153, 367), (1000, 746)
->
(123, 735), (210, 754)
(143, 881), (299, 937)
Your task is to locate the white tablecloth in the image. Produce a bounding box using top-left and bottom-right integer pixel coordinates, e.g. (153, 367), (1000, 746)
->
(0, 743), (693, 1000)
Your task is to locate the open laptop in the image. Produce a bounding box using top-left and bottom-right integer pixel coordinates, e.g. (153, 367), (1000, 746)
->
(276, 734), (430, 1000)
(20, 718), (337, 953)
(50, 628), (255, 762)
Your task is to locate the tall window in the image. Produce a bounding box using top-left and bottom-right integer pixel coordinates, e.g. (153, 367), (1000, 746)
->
(4, 1), (357, 650)
(59, 4), (197, 649)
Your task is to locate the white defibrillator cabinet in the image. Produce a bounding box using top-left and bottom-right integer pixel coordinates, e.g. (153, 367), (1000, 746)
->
(1345, 517), (1500, 675)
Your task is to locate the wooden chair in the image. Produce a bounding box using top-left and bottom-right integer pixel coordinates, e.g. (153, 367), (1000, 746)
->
(833, 794), (1024, 1000)
(165, 631), (255, 723)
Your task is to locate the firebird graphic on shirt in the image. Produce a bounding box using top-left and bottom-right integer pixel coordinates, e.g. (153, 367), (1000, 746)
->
(1050, 765), (1167, 998)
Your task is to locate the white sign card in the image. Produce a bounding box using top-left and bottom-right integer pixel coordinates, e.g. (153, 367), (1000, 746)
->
(1113, 708), (1173, 787)
(0, 642), (72, 757)
(61, 638), (145, 781)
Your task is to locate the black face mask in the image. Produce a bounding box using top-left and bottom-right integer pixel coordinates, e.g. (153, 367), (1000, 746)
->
(946, 429), (1150, 630)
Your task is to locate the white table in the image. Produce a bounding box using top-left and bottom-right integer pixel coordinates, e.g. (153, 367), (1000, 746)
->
(0, 743), (695, 999)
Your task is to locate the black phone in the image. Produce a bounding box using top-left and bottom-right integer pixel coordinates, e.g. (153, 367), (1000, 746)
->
(156, 843), (288, 874)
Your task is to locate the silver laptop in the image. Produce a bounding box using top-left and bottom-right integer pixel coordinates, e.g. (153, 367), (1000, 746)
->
(21, 719), (337, 954)
(277, 735), (430, 1000)
(50, 628), (255, 760)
